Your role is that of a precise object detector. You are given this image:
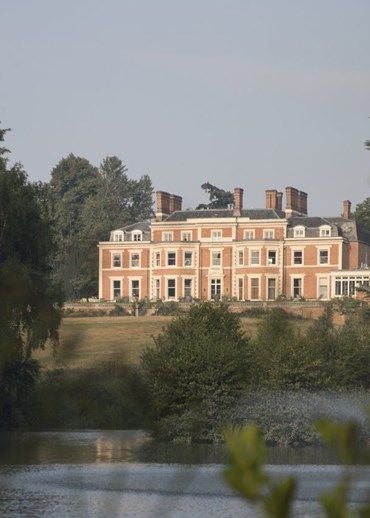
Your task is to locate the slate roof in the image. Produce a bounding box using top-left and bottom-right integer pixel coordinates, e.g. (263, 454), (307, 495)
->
(165, 208), (285, 221)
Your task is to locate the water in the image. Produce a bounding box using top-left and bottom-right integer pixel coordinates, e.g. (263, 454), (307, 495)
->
(0, 431), (369, 517)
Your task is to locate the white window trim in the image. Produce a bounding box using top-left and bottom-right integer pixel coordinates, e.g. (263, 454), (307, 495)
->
(110, 276), (123, 300)
(266, 275), (279, 300)
(209, 277), (222, 299)
(111, 251), (123, 269)
(181, 231), (192, 242)
(316, 274), (330, 300)
(244, 229), (255, 240)
(130, 251), (141, 268)
(128, 276), (141, 300)
(291, 247), (304, 266)
(319, 225), (332, 237)
(154, 251), (161, 267)
(237, 249), (244, 267)
(267, 249), (278, 266)
(132, 230), (143, 242)
(183, 277), (195, 298)
(162, 231), (174, 242)
(211, 249), (222, 267)
(263, 229), (275, 240)
(290, 274), (305, 298)
(167, 278), (177, 300)
(249, 247), (261, 267)
(249, 275), (262, 301)
(317, 246), (330, 266)
(184, 250), (193, 267)
(167, 250), (177, 267)
(112, 230), (124, 242)
(235, 275), (244, 300)
(293, 226), (305, 238)
(211, 230), (222, 241)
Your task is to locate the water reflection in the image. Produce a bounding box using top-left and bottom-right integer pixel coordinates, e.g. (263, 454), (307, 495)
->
(0, 430), (349, 466)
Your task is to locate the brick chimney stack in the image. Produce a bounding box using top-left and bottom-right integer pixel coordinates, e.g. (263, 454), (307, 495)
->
(155, 191), (170, 221)
(169, 194), (183, 213)
(276, 192), (283, 211)
(265, 189), (277, 209)
(298, 191), (308, 215)
(342, 200), (351, 219)
(233, 187), (244, 216)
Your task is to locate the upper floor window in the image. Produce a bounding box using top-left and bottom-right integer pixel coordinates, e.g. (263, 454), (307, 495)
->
(319, 225), (331, 237)
(212, 251), (221, 267)
(238, 250), (244, 266)
(167, 251), (176, 266)
(263, 229), (275, 240)
(268, 250), (277, 265)
(212, 230), (222, 241)
(132, 230), (142, 242)
(163, 232), (173, 242)
(293, 250), (303, 265)
(293, 226), (305, 238)
(181, 231), (192, 242)
(250, 249), (260, 266)
(244, 230), (255, 240)
(155, 252), (161, 267)
(319, 249), (329, 264)
(112, 231), (124, 242)
(131, 253), (140, 267)
(184, 251), (193, 266)
(112, 253), (121, 268)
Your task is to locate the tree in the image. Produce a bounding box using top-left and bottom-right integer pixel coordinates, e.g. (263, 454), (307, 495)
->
(141, 302), (250, 442)
(196, 182), (234, 209)
(353, 197), (370, 232)
(0, 127), (63, 428)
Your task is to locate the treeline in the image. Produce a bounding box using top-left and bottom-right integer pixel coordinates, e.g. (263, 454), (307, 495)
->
(43, 154), (153, 300)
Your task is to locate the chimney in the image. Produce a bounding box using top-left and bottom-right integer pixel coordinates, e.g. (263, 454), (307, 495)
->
(342, 200), (351, 219)
(298, 191), (308, 215)
(169, 194), (183, 213)
(285, 186), (300, 214)
(233, 187), (244, 216)
(265, 189), (278, 209)
(155, 191), (171, 221)
(276, 192), (283, 211)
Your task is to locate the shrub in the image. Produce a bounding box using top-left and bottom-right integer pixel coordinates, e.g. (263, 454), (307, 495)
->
(141, 302), (251, 442)
(108, 304), (129, 316)
(153, 300), (181, 316)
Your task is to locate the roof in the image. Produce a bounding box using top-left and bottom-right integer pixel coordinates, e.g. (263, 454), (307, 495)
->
(115, 221), (151, 232)
(288, 215), (370, 245)
(164, 208), (285, 222)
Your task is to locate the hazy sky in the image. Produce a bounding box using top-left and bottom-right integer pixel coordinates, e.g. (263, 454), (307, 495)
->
(1, 0), (370, 214)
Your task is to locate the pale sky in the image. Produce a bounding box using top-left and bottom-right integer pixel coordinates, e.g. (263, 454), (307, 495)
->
(1, 0), (370, 215)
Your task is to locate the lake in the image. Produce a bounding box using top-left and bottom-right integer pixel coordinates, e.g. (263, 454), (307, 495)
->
(0, 430), (369, 517)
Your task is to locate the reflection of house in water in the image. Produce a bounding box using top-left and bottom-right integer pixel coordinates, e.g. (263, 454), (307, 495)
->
(95, 431), (150, 462)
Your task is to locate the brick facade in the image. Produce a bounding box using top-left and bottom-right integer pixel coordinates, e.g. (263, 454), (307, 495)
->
(98, 188), (370, 301)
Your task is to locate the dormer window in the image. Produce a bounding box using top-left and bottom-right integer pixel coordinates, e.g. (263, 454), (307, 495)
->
(293, 226), (305, 238)
(112, 231), (124, 242)
(132, 230), (142, 242)
(319, 225), (331, 237)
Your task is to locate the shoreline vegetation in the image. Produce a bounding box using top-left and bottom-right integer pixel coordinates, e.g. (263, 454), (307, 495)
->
(28, 304), (370, 446)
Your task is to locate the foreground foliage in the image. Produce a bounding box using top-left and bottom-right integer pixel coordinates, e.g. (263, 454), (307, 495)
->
(141, 302), (250, 442)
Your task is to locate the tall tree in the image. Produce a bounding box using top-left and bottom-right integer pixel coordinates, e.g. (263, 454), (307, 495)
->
(196, 182), (234, 209)
(0, 127), (62, 427)
(353, 139), (370, 231)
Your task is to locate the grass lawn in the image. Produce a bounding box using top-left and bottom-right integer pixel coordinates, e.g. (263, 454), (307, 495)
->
(34, 314), (312, 371)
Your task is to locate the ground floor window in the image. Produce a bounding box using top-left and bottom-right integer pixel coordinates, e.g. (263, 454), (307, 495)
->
(250, 278), (259, 300)
(131, 280), (140, 299)
(113, 279), (121, 299)
(184, 278), (192, 299)
(267, 278), (276, 300)
(238, 278), (243, 300)
(210, 278), (221, 299)
(155, 279), (160, 299)
(292, 278), (302, 298)
(318, 277), (328, 299)
(334, 274), (370, 297)
(167, 279), (176, 299)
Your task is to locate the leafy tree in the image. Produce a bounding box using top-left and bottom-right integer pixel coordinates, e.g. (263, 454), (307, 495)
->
(141, 302), (250, 442)
(353, 197), (370, 231)
(196, 182), (234, 209)
(0, 127), (63, 428)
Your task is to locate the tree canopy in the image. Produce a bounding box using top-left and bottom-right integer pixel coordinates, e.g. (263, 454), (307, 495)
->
(196, 182), (234, 209)
(0, 127), (63, 427)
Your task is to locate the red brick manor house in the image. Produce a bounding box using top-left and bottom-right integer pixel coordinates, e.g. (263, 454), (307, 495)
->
(98, 186), (370, 302)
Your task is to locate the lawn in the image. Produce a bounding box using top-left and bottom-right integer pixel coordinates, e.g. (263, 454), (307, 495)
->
(34, 314), (312, 371)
